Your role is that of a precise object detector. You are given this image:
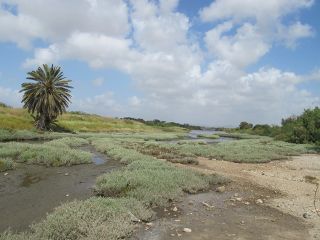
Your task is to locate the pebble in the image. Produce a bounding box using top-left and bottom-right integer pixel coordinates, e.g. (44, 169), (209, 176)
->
(146, 222), (153, 227)
(65, 194), (69, 197)
(183, 228), (192, 233)
(234, 193), (239, 197)
(64, 173), (69, 176)
(216, 186), (225, 193)
(256, 199), (263, 204)
(173, 206), (178, 212)
(303, 213), (310, 219)
(236, 197), (243, 202)
(4, 172), (8, 176)
(244, 202), (250, 205)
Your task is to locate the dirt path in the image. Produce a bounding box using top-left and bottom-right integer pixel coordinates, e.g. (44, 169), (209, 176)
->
(133, 154), (320, 240)
(194, 155), (320, 239)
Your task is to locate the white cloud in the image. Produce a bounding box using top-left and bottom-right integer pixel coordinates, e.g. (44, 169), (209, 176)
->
(128, 96), (142, 107)
(204, 22), (270, 68)
(199, 0), (313, 24)
(0, 86), (22, 107)
(0, 0), (318, 125)
(71, 92), (121, 116)
(92, 77), (105, 87)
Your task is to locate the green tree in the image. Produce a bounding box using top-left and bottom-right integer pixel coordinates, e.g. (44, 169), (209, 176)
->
(20, 64), (72, 130)
(239, 121), (253, 129)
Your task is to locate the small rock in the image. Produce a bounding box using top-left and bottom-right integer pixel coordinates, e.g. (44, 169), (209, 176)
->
(234, 193), (239, 197)
(236, 198), (243, 202)
(256, 199), (263, 204)
(146, 222), (153, 227)
(170, 233), (175, 237)
(65, 194), (69, 197)
(183, 228), (192, 233)
(64, 173), (69, 176)
(128, 212), (140, 223)
(4, 172), (8, 176)
(174, 219), (181, 222)
(177, 233), (182, 237)
(164, 208), (168, 212)
(303, 213), (310, 219)
(173, 206), (178, 212)
(244, 202), (250, 205)
(240, 220), (245, 225)
(216, 186), (225, 193)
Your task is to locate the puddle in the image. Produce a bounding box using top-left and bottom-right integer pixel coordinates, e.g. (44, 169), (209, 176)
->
(92, 155), (105, 165)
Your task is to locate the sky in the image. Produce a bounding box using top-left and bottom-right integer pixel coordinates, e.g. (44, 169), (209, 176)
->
(0, 0), (319, 127)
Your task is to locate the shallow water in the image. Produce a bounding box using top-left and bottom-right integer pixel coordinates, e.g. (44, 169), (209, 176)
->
(166, 130), (235, 144)
(0, 146), (120, 232)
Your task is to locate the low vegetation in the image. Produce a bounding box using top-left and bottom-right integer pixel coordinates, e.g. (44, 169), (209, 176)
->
(0, 158), (15, 172)
(93, 138), (225, 207)
(0, 138), (92, 167)
(197, 134), (220, 139)
(1, 197), (153, 240)
(174, 139), (317, 163)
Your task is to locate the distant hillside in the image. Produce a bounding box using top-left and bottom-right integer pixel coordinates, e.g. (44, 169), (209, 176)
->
(121, 117), (202, 130)
(0, 104), (186, 133)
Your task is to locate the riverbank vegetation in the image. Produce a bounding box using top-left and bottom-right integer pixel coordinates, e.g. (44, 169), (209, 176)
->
(233, 107), (320, 145)
(1, 134), (226, 240)
(0, 138), (92, 167)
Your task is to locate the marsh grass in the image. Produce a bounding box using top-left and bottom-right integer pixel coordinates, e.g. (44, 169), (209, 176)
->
(0, 138), (92, 167)
(0, 158), (15, 172)
(197, 134), (220, 139)
(173, 139), (316, 163)
(1, 197), (153, 240)
(93, 139), (225, 207)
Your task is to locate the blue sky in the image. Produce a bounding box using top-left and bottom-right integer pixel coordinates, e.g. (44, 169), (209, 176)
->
(0, 0), (319, 126)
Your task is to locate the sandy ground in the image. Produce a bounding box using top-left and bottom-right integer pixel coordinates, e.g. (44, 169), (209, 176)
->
(133, 154), (320, 240)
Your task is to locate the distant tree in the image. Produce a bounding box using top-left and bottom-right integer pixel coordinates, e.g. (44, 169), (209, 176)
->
(239, 121), (253, 129)
(20, 64), (72, 130)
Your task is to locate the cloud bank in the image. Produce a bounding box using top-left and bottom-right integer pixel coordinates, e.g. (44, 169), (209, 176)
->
(0, 0), (319, 126)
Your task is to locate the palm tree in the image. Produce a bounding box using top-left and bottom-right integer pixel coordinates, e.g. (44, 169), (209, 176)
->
(20, 64), (73, 130)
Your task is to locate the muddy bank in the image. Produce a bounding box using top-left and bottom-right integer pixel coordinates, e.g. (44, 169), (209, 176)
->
(0, 148), (121, 232)
(132, 182), (310, 240)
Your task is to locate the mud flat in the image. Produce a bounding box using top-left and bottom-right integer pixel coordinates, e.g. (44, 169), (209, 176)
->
(132, 182), (310, 240)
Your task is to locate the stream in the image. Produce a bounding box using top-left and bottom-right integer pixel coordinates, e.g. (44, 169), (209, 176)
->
(0, 146), (120, 232)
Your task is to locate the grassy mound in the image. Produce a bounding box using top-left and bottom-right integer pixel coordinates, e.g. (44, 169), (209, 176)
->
(1, 197), (153, 240)
(93, 139), (225, 207)
(174, 139), (317, 163)
(0, 138), (92, 167)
